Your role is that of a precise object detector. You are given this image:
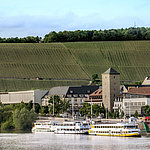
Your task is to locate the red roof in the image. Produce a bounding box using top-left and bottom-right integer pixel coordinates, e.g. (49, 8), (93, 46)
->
(86, 89), (102, 102)
(128, 87), (150, 96)
(89, 89), (102, 96)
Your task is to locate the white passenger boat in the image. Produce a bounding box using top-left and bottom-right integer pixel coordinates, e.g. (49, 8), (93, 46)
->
(32, 121), (59, 132)
(89, 117), (141, 137)
(54, 121), (90, 134)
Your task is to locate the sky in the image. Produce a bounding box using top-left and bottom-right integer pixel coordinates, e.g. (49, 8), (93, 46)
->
(0, 0), (150, 37)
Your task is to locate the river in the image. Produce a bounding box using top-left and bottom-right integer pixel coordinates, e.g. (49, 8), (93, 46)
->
(0, 133), (150, 150)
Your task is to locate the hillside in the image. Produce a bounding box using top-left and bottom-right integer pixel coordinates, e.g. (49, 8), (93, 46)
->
(0, 41), (150, 91)
(65, 41), (150, 81)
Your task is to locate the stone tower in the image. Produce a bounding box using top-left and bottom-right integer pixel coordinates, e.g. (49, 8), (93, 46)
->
(102, 68), (120, 112)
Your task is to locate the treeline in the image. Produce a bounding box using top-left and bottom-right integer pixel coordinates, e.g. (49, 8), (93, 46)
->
(1, 27), (150, 43)
(44, 27), (150, 42)
(0, 36), (42, 43)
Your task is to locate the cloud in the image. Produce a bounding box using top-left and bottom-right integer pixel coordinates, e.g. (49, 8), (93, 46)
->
(0, 13), (149, 38)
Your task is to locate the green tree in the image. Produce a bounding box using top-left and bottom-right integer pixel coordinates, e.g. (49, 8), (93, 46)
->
(26, 100), (33, 111)
(13, 107), (37, 130)
(35, 103), (41, 113)
(92, 74), (98, 83)
(60, 99), (69, 113)
(107, 111), (112, 119)
(79, 103), (91, 117)
(1, 116), (14, 130)
(112, 110), (119, 119)
(14, 101), (26, 110)
(121, 111), (124, 118)
(144, 105), (150, 116)
(134, 110), (138, 118)
(48, 95), (67, 115)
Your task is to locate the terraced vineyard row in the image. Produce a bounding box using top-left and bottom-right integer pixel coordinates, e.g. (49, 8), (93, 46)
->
(0, 41), (150, 91)
(64, 41), (150, 81)
(0, 79), (89, 92)
(0, 43), (89, 80)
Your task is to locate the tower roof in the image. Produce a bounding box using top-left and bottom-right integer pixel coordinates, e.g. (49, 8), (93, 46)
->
(102, 67), (120, 75)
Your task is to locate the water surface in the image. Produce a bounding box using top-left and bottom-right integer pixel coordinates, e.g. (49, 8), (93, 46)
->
(0, 133), (150, 150)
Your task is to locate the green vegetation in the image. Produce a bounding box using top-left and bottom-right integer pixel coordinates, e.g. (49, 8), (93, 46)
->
(13, 108), (37, 130)
(144, 105), (150, 116)
(0, 36), (42, 43)
(0, 101), (37, 131)
(48, 95), (70, 115)
(0, 79), (88, 92)
(134, 110), (138, 118)
(64, 41), (150, 81)
(79, 103), (105, 117)
(0, 40), (150, 91)
(44, 28), (150, 42)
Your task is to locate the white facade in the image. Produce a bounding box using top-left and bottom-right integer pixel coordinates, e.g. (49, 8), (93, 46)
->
(123, 98), (150, 116)
(0, 90), (48, 105)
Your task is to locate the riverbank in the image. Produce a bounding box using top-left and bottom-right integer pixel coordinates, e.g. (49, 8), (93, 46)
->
(0, 129), (31, 133)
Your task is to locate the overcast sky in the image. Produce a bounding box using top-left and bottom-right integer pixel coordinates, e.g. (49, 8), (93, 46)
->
(0, 0), (150, 37)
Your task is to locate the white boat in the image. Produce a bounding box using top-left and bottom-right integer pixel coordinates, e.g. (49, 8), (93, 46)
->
(54, 121), (90, 134)
(89, 117), (141, 137)
(32, 121), (59, 132)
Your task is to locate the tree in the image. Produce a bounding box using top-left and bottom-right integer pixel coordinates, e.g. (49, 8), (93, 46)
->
(13, 107), (37, 130)
(14, 101), (26, 110)
(40, 106), (49, 114)
(92, 74), (99, 83)
(1, 116), (14, 130)
(60, 99), (69, 113)
(35, 103), (41, 113)
(107, 111), (112, 119)
(134, 110), (138, 118)
(26, 100), (33, 111)
(48, 95), (68, 115)
(112, 110), (119, 119)
(144, 105), (150, 116)
(121, 111), (124, 118)
(79, 103), (91, 117)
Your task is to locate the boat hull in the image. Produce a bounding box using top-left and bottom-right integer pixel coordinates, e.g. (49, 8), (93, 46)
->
(89, 130), (141, 137)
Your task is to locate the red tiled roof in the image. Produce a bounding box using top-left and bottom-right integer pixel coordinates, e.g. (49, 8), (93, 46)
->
(86, 89), (102, 102)
(128, 87), (150, 95)
(89, 89), (102, 96)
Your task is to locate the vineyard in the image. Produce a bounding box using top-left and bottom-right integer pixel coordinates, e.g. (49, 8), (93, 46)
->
(0, 43), (89, 80)
(64, 41), (150, 81)
(0, 79), (88, 92)
(0, 41), (150, 91)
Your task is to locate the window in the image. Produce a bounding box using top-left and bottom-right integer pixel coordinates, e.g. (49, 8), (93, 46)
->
(142, 102), (145, 105)
(87, 90), (90, 93)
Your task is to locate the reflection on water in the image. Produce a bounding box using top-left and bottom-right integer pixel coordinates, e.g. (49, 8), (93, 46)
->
(0, 133), (150, 150)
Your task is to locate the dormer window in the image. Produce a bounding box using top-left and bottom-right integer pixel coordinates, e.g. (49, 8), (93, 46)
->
(70, 90), (73, 93)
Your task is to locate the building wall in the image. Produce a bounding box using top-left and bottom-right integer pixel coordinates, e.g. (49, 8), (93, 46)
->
(102, 73), (120, 112)
(0, 90), (48, 105)
(123, 98), (150, 116)
(142, 77), (150, 85)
